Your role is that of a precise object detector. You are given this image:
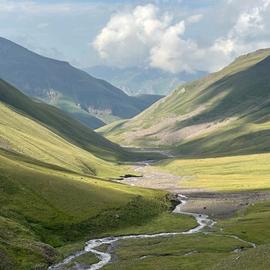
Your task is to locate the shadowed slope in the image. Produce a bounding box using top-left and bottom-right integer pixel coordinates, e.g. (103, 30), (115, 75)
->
(99, 49), (270, 157)
(0, 79), (141, 162)
(0, 37), (162, 128)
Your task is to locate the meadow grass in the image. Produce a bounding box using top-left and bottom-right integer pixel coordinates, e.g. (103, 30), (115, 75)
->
(211, 200), (270, 269)
(102, 233), (251, 270)
(158, 153), (270, 191)
(101, 200), (270, 270)
(0, 102), (127, 178)
(0, 148), (196, 269)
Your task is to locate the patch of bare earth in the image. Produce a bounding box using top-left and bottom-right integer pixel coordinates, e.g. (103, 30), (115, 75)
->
(122, 108), (237, 146)
(122, 106), (207, 145)
(0, 136), (12, 151)
(118, 164), (270, 219)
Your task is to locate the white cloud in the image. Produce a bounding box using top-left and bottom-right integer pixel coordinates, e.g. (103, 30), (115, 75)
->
(150, 22), (198, 73)
(2, 0), (270, 73)
(93, 4), (204, 72)
(204, 0), (270, 71)
(93, 4), (168, 67)
(93, 1), (270, 73)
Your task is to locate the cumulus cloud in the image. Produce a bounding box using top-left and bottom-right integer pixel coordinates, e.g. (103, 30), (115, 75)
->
(203, 0), (270, 71)
(93, 4), (203, 72)
(93, 1), (270, 73)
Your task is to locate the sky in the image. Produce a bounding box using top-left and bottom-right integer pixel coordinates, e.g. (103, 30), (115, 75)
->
(1, 0), (270, 73)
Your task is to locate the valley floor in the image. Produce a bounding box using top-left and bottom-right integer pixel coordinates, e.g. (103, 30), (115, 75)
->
(52, 158), (270, 270)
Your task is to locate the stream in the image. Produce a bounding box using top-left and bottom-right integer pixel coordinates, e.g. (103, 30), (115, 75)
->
(48, 194), (216, 270)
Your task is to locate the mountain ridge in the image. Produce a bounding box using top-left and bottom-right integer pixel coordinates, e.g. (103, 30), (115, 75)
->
(98, 48), (270, 157)
(0, 36), (162, 128)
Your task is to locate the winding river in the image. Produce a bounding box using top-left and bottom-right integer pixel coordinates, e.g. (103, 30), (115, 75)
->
(48, 194), (216, 270)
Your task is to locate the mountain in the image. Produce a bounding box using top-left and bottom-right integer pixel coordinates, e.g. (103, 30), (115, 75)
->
(0, 37), (162, 128)
(98, 48), (270, 157)
(0, 79), (139, 162)
(0, 79), (168, 269)
(85, 65), (207, 96)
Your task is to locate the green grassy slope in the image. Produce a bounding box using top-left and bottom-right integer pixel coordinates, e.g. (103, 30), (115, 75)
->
(0, 81), (185, 269)
(99, 49), (270, 157)
(0, 99), (126, 177)
(0, 147), (172, 269)
(0, 79), (145, 162)
(157, 153), (270, 191)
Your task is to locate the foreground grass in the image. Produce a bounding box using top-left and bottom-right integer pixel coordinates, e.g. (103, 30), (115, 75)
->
(103, 234), (250, 270)
(0, 101), (128, 178)
(0, 151), (161, 268)
(100, 199), (270, 270)
(107, 212), (197, 236)
(211, 244), (270, 270)
(219, 201), (270, 245)
(158, 153), (270, 191)
(212, 200), (270, 269)
(0, 149), (196, 269)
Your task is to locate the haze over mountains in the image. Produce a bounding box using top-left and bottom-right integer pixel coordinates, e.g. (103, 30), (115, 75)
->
(99, 48), (270, 157)
(0, 37), (162, 129)
(85, 66), (206, 96)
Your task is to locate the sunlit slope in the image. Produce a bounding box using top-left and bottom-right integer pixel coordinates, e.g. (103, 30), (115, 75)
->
(158, 153), (270, 191)
(0, 79), (138, 162)
(0, 100), (127, 177)
(0, 148), (167, 269)
(99, 49), (270, 157)
(0, 82), (170, 269)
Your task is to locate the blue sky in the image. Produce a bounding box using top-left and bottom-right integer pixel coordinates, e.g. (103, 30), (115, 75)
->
(1, 0), (270, 73)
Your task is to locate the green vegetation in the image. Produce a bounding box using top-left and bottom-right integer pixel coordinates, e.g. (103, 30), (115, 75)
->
(211, 200), (270, 269)
(211, 245), (270, 270)
(98, 200), (270, 270)
(102, 234), (250, 270)
(0, 147), (177, 269)
(108, 212), (197, 236)
(0, 78), (173, 269)
(99, 49), (270, 158)
(2, 40), (270, 270)
(0, 79), (163, 163)
(220, 200), (270, 245)
(0, 79), (136, 162)
(49, 94), (105, 129)
(158, 153), (270, 191)
(0, 100), (126, 178)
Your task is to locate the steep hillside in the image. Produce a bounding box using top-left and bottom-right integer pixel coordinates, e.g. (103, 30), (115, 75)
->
(0, 147), (168, 269)
(0, 101), (125, 177)
(0, 79), (172, 269)
(0, 37), (161, 128)
(99, 49), (270, 157)
(85, 65), (206, 96)
(0, 79), (148, 162)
